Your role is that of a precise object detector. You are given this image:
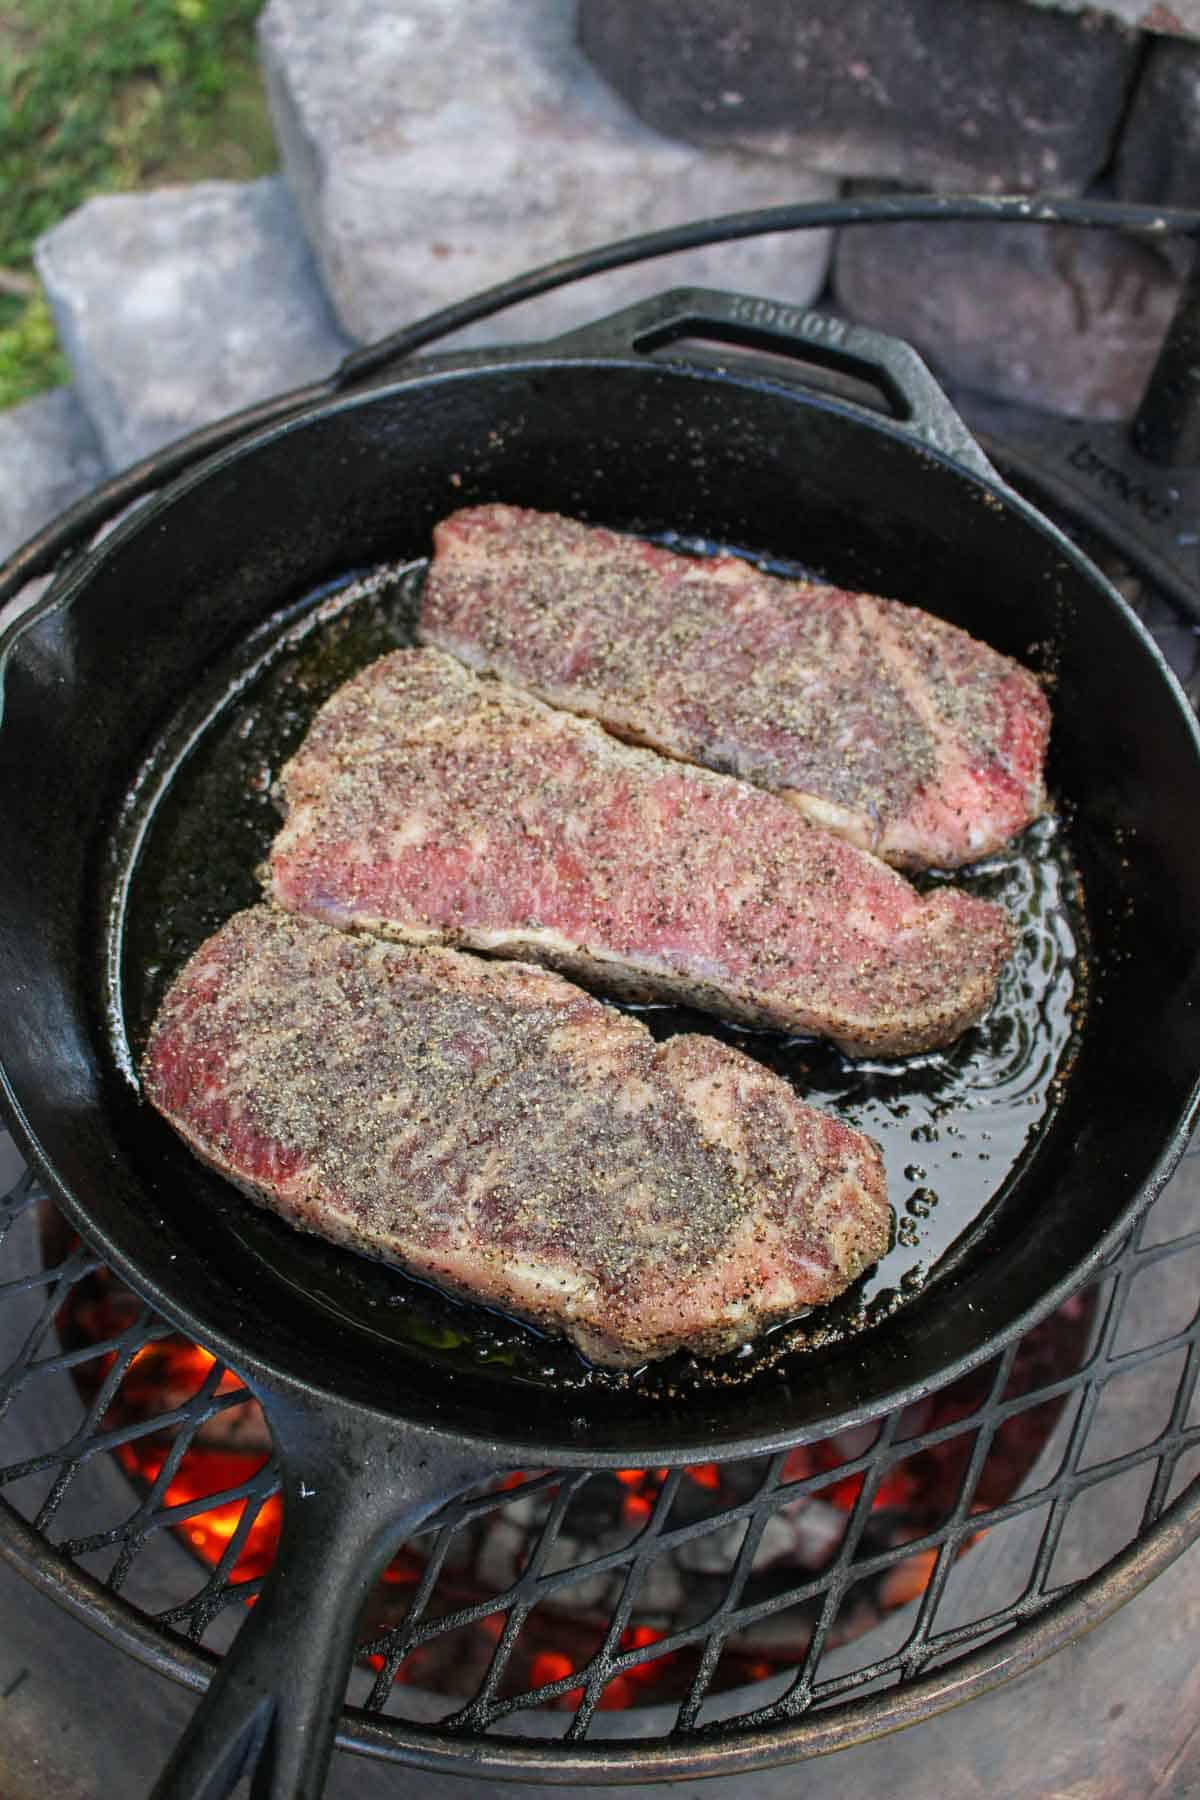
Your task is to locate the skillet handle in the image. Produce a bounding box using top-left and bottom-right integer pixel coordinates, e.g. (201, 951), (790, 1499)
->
(547, 285), (1002, 487)
(151, 1402), (492, 1800)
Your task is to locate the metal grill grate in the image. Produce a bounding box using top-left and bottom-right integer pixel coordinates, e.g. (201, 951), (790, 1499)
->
(3, 1126), (1200, 1767)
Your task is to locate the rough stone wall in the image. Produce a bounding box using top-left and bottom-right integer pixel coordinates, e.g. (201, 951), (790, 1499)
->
(3, 0), (1197, 560)
(579, 0), (1141, 194)
(1028, 0), (1200, 37)
(579, 0), (1198, 422)
(255, 0), (836, 349)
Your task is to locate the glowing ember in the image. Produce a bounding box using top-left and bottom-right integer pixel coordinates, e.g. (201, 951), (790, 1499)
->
(112, 1441), (281, 1583)
(57, 1259), (1093, 1709)
(686, 1463), (722, 1491)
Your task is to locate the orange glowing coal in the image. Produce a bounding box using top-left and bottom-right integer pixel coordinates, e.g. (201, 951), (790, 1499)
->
(109, 1338), (431, 1601)
(86, 1321), (951, 1647)
(528, 1624), (676, 1711)
(614, 1463), (728, 1529)
(111, 1340), (282, 1586)
(60, 1256), (1087, 1710)
(115, 1439), (283, 1582)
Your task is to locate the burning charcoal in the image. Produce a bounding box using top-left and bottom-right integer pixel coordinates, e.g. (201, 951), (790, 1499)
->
(878, 1546), (940, 1612)
(628, 1556), (686, 1618)
(827, 1421), (886, 1461)
(54, 1236), (1094, 1705)
(472, 1517), (531, 1597)
(196, 1399), (271, 1454)
(677, 1521), (748, 1577)
(756, 1498), (847, 1572)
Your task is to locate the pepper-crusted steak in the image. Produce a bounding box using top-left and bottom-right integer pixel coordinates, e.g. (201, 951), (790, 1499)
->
(141, 907), (890, 1366)
(267, 647), (1014, 1057)
(418, 505), (1050, 872)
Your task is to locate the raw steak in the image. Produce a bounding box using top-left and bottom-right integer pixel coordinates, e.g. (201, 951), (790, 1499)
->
(418, 504), (1050, 871)
(267, 647), (1014, 1057)
(141, 907), (890, 1366)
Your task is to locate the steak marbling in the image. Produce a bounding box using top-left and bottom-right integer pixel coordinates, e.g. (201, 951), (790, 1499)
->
(141, 907), (890, 1366)
(267, 647), (1014, 1057)
(418, 504), (1050, 872)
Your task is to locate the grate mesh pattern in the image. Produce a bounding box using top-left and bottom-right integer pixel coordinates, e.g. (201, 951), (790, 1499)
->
(2, 1135), (1199, 1754)
(0, 1170), (282, 1640)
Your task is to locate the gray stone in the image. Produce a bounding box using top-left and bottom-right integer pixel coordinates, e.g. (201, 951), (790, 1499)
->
(257, 0), (835, 352)
(578, 0), (1139, 194)
(1115, 35), (1200, 218)
(1025, 0), (1200, 39)
(0, 386), (106, 564)
(34, 178), (351, 470)
(833, 218), (1184, 419)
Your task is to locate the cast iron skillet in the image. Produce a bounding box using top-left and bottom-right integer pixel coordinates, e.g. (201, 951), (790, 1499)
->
(2, 290), (1199, 1797)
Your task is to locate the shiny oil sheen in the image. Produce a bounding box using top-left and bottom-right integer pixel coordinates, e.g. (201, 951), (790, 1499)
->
(118, 550), (1085, 1396)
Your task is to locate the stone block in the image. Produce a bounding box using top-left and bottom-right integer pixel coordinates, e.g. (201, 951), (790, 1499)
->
(0, 387), (106, 565)
(34, 178), (351, 470)
(1114, 35), (1200, 215)
(579, 0), (1139, 194)
(833, 218), (1183, 419)
(257, 0), (835, 351)
(1025, 0), (1200, 39)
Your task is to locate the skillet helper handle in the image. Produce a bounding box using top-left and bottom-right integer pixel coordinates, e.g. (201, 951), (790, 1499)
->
(152, 1410), (491, 1800)
(549, 285), (1001, 486)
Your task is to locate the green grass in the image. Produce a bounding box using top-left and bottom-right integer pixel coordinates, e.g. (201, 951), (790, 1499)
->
(0, 289), (67, 406)
(0, 0), (278, 408)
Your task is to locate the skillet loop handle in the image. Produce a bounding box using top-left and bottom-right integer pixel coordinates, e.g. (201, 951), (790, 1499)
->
(548, 285), (1002, 487)
(151, 1410), (492, 1800)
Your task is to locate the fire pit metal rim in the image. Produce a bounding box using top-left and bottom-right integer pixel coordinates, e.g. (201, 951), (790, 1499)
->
(1, 1442), (1198, 1779)
(4, 1130), (1200, 1774)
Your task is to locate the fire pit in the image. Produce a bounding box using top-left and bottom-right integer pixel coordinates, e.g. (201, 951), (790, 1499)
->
(52, 1249), (1094, 1715)
(2, 1127), (1197, 1785)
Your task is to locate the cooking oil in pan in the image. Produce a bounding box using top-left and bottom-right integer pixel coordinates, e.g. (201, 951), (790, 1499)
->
(119, 556), (1086, 1397)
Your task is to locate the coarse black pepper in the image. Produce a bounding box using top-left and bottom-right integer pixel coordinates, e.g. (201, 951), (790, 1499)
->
(419, 504), (1050, 873)
(142, 907), (889, 1368)
(267, 646), (1015, 1058)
